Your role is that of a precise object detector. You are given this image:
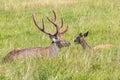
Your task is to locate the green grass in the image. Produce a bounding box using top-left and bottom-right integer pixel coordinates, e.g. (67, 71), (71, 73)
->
(0, 0), (120, 80)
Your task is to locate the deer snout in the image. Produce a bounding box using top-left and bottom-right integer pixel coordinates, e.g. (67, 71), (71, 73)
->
(74, 39), (78, 44)
(74, 37), (81, 44)
(63, 41), (71, 47)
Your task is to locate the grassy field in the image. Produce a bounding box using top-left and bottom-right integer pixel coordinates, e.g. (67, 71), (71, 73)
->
(0, 0), (120, 80)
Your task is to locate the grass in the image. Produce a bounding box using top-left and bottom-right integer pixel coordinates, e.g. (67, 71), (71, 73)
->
(0, 0), (120, 80)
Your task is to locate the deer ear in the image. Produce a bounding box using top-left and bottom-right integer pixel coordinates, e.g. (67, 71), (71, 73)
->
(84, 31), (89, 37)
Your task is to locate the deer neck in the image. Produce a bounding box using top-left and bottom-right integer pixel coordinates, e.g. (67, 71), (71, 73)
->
(81, 38), (91, 50)
(48, 42), (61, 57)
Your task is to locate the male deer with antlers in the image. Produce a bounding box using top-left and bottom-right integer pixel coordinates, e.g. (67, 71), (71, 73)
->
(74, 31), (112, 50)
(3, 10), (70, 63)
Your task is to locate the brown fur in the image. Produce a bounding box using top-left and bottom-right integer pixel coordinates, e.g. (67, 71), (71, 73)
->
(93, 44), (113, 50)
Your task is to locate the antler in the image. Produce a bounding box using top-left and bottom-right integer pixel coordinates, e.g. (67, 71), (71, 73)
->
(32, 10), (68, 36)
(32, 14), (53, 35)
(59, 18), (68, 35)
(47, 10), (68, 36)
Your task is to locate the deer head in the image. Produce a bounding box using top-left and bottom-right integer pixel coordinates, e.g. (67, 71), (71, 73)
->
(74, 31), (89, 44)
(74, 31), (91, 49)
(32, 10), (70, 48)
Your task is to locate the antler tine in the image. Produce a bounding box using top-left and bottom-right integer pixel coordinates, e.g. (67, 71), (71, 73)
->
(60, 18), (64, 28)
(52, 10), (57, 23)
(60, 26), (68, 35)
(32, 14), (51, 35)
(47, 10), (58, 28)
(32, 14), (42, 30)
(42, 19), (44, 30)
(47, 17), (58, 35)
(47, 10), (59, 36)
(47, 17), (58, 28)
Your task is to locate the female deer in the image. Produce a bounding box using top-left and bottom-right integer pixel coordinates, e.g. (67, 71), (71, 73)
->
(3, 10), (70, 63)
(74, 31), (112, 50)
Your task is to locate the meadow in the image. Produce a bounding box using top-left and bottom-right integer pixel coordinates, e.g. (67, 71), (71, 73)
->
(0, 0), (120, 80)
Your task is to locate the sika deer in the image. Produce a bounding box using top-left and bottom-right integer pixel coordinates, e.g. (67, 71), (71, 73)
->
(74, 31), (112, 50)
(3, 10), (70, 63)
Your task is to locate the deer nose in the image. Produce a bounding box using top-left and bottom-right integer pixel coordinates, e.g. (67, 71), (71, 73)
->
(64, 42), (71, 47)
(74, 39), (79, 44)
